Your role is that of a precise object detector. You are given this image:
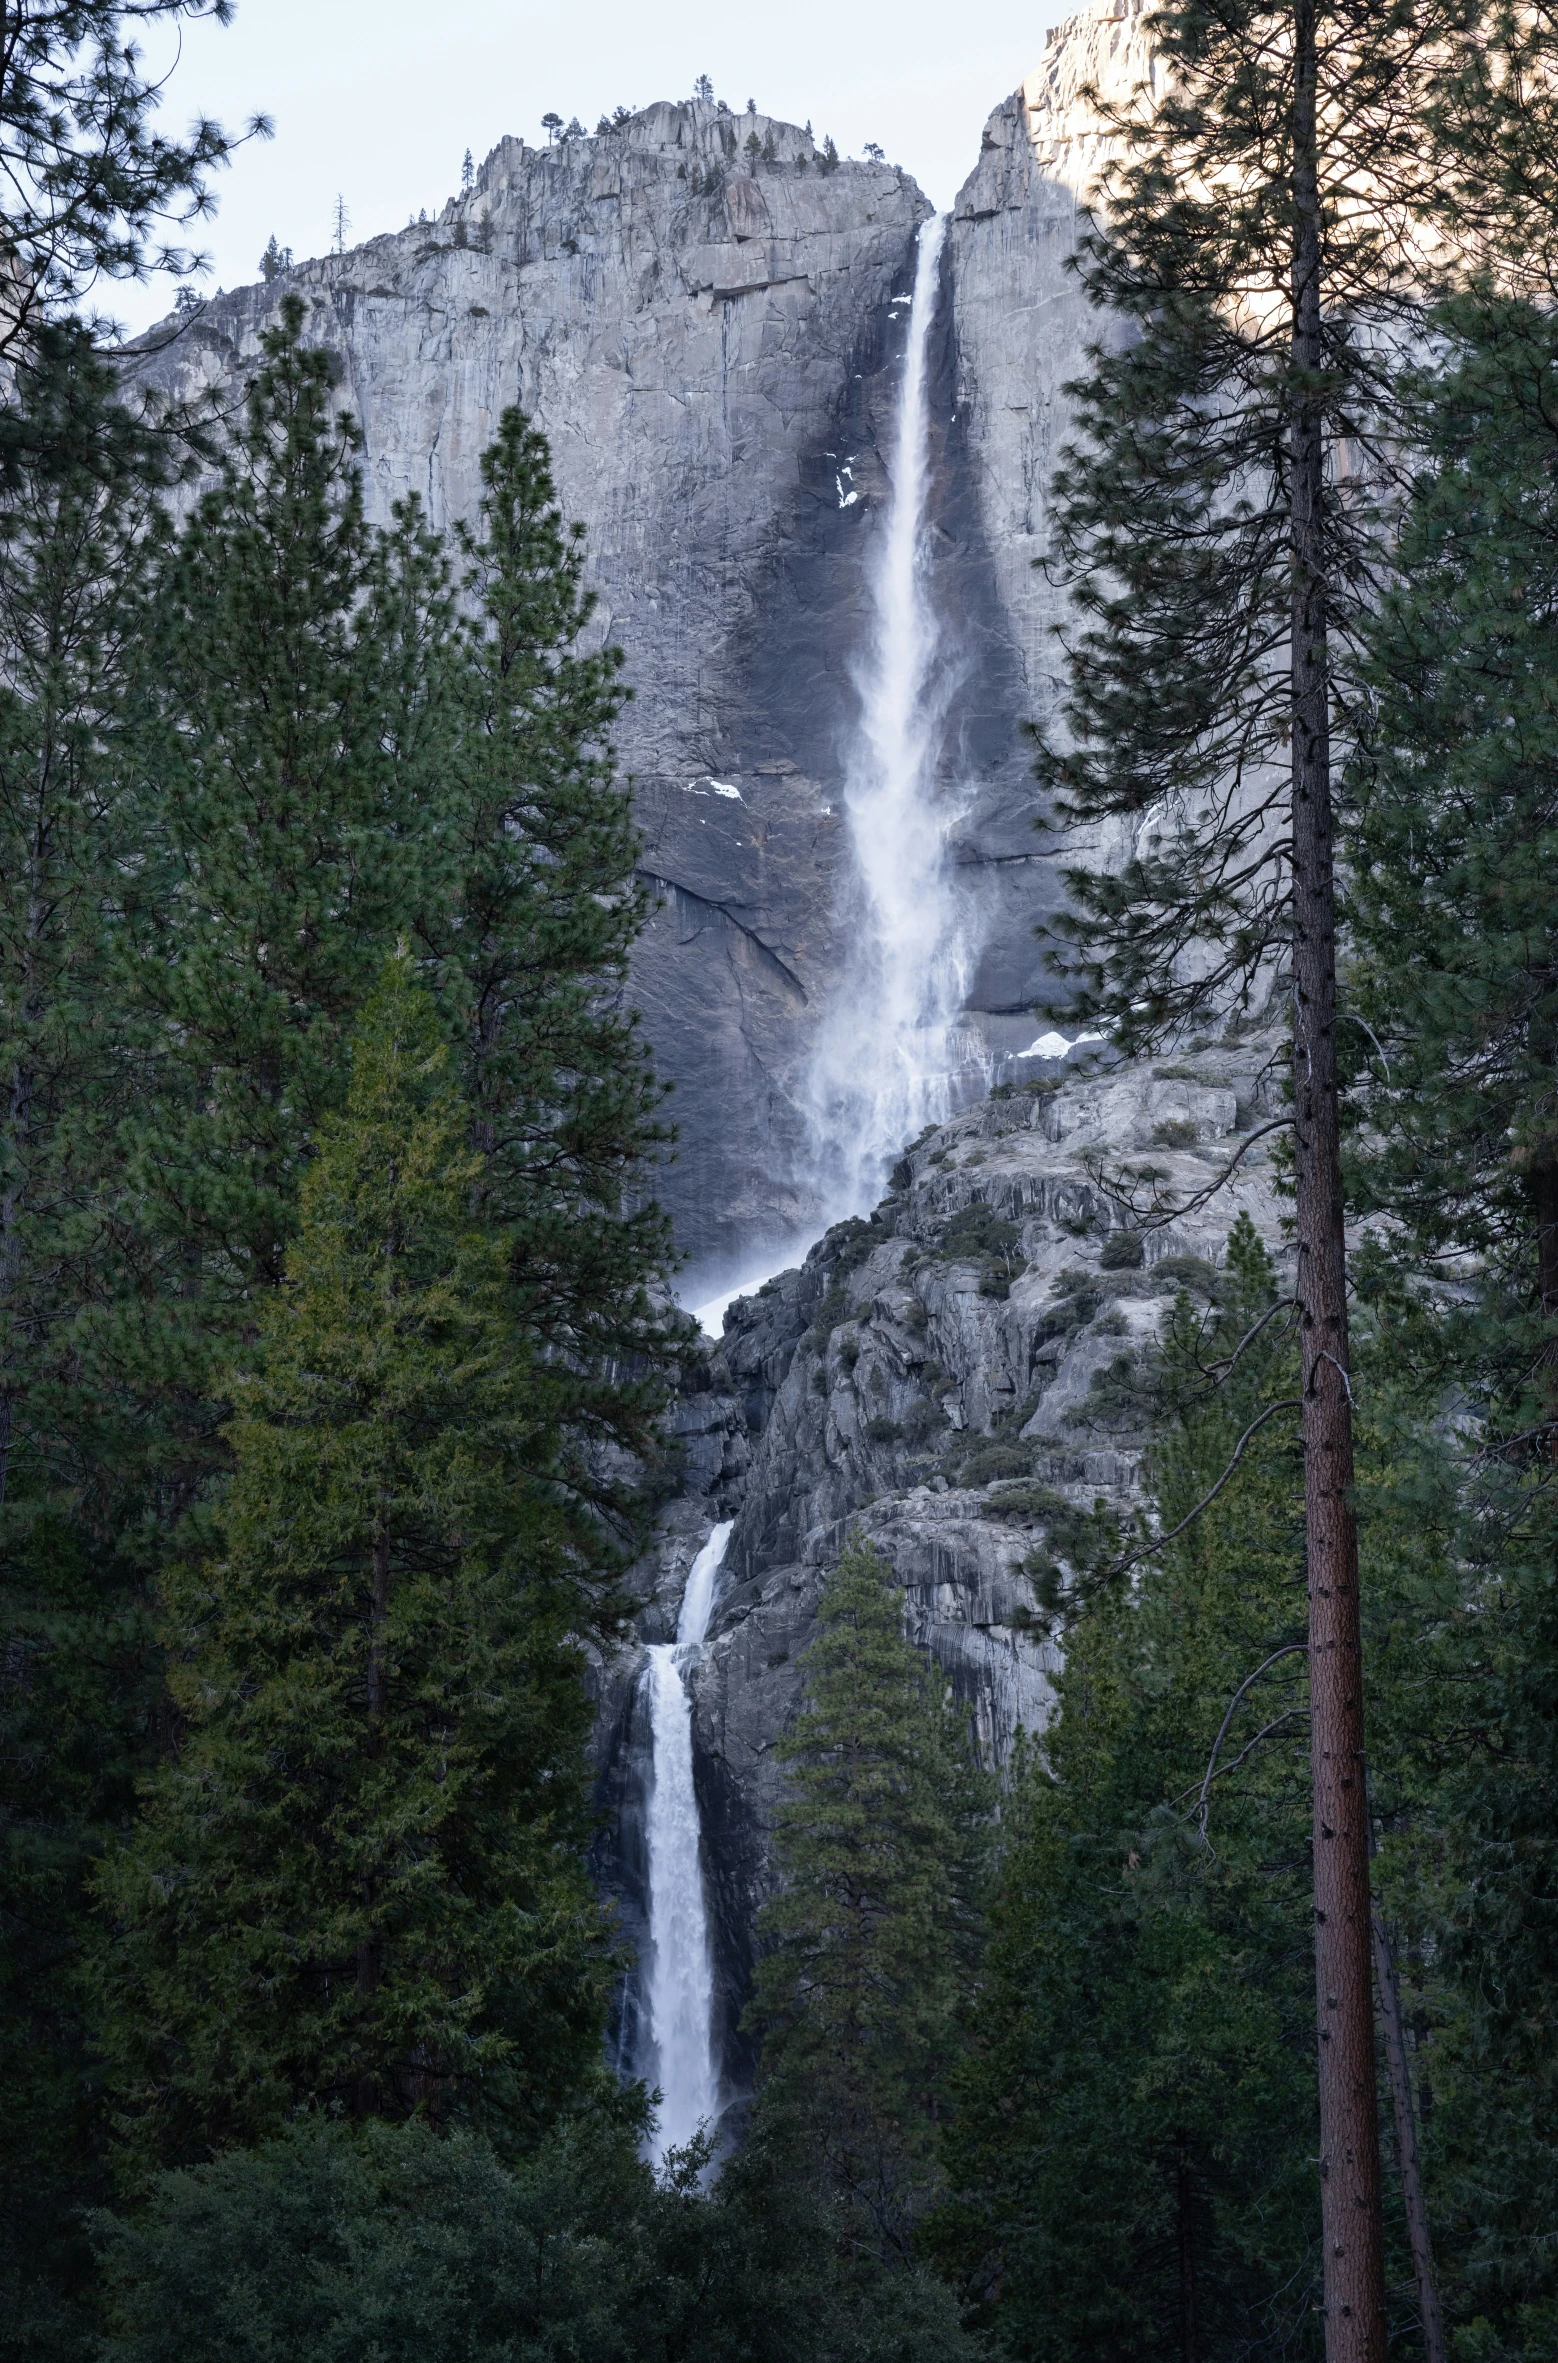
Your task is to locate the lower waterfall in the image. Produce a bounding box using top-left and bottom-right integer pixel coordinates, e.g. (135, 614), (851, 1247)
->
(642, 1519), (733, 2163)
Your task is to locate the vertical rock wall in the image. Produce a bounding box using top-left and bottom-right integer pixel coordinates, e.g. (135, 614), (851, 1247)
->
(128, 107), (933, 1285)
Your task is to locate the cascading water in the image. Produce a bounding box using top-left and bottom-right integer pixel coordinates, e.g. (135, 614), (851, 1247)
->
(804, 210), (981, 1222)
(689, 211), (974, 1332)
(641, 1519), (733, 2163)
(660, 229), (971, 2143)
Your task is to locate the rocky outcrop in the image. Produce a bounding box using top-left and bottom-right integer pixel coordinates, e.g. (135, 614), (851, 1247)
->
(601, 1021), (1290, 2101)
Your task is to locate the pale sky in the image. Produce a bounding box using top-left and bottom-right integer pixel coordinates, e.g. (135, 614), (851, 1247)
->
(111, 0), (1072, 337)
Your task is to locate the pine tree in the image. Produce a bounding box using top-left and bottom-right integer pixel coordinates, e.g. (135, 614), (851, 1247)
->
(0, 324), (187, 2356)
(429, 409), (675, 1506)
(1341, 296), (1558, 2357)
(98, 958), (613, 2171)
(118, 294), (457, 1459)
(748, 1536), (988, 2268)
(0, 0), (256, 363)
(1346, 296), (1558, 1343)
(939, 1227), (1321, 2359)
(1030, 10), (1478, 2346)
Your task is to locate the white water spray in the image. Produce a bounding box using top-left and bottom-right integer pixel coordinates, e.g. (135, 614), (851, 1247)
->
(642, 1519), (733, 2163)
(805, 211), (980, 1221)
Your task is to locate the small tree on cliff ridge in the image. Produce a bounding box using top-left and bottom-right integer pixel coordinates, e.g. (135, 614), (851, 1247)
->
(1029, 4), (1493, 2354)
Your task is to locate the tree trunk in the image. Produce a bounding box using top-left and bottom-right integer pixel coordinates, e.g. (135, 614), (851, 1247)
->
(1372, 1904), (1446, 2363)
(1176, 2127), (1199, 2363)
(1289, 6), (1387, 2357)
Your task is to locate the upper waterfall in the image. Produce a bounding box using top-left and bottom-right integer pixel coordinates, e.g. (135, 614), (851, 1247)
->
(803, 211), (982, 1223)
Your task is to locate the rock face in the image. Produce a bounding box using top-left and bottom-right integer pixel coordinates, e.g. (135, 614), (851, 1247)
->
(598, 1022), (1290, 2111)
(124, 13), (1154, 1290)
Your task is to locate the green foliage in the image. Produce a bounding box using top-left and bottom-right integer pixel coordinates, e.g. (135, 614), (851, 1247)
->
(749, 1538), (989, 2268)
(95, 2110), (981, 2363)
(954, 1443), (1032, 1489)
(938, 1224), (1323, 2359)
(938, 1205), (1021, 1265)
(434, 409), (674, 1450)
(122, 295), (456, 1363)
(0, 0), (250, 361)
(1031, 0), (1465, 1045)
(0, 325), (187, 2360)
(1348, 295), (1558, 1297)
(1343, 293), (1558, 2356)
(97, 960), (613, 2170)
(1100, 1229), (1145, 1270)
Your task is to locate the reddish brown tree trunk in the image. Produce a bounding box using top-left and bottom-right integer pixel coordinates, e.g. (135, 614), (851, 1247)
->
(1290, 7), (1387, 2356)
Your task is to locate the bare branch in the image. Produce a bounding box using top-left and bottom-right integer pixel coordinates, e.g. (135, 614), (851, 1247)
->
(1081, 1118), (1294, 1230)
(1196, 1646), (1309, 1838)
(1105, 1398), (1303, 1581)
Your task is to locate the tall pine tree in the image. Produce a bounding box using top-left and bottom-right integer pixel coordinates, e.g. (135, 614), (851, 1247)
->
(941, 1226), (1324, 2361)
(1343, 295), (1558, 2359)
(429, 409), (675, 1494)
(1030, 9), (1478, 2345)
(0, 326), (183, 2358)
(99, 957), (614, 2173)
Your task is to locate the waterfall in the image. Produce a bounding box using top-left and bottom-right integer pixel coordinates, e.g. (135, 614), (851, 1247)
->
(805, 210), (979, 1222)
(641, 1519), (733, 2162)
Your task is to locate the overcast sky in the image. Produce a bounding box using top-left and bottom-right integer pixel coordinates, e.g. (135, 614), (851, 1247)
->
(111, 0), (1072, 336)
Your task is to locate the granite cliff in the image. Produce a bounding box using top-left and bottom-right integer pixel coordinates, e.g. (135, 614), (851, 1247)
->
(130, 0), (1233, 2130)
(128, 7), (1158, 1294)
(600, 1019), (1288, 2107)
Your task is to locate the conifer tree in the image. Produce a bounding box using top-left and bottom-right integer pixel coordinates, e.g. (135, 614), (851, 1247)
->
(940, 1224), (1328, 2359)
(0, 324), (187, 2354)
(1342, 297), (1558, 2355)
(1031, 9), (1478, 2346)
(428, 409), (674, 1495)
(0, 0), (258, 363)
(119, 295), (457, 1451)
(748, 1537), (987, 2267)
(99, 958), (612, 2172)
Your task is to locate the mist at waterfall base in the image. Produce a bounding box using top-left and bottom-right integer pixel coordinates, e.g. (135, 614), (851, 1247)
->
(639, 1520), (734, 2164)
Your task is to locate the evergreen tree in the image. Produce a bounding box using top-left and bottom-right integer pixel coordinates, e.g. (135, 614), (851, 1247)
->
(0, 325), (185, 2359)
(1029, 10), (1478, 2345)
(94, 2108), (982, 2363)
(430, 408), (675, 1503)
(118, 294), (457, 1466)
(748, 1536), (988, 2269)
(98, 958), (612, 2171)
(1341, 297), (1558, 2358)
(940, 1224), (1329, 2361)
(0, 0), (257, 365)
